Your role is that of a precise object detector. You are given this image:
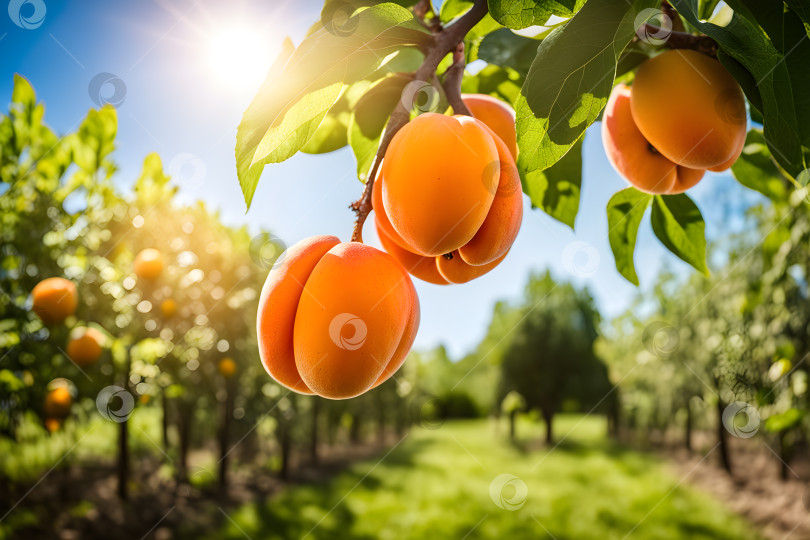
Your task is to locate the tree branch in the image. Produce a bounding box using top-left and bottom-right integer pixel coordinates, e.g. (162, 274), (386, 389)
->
(638, 24), (718, 58)
(350, 0), (488, 242)
(443, 43), (471, 116)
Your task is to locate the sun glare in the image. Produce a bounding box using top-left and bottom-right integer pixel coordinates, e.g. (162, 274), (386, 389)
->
(206, 26), (278, 92)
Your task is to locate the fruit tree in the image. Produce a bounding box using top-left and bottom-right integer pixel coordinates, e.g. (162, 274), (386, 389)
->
(240, 0), (810, 394)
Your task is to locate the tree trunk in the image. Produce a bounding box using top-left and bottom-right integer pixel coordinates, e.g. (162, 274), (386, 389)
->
(509, 410), (516, 441)
(279, 423), (291, 481)
(310, 397), (320, 465)
(178, 402), (192, 482)
(608, 392), (620, 439)
(350, 412), (362, 444)
(717, 398), (733, 475)
(542, 409), (554, 445)
(377, 400), (386, 445)
(218, 379), (233, 491)
(779, 431), (790, 481)
(117, 417), (129, 500)
(117, 353), (132, 500)
(685, 399), (692, 451)
(161, 389), (169, 452)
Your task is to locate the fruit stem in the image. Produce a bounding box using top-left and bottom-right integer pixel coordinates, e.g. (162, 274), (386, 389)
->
(349, 0), (488, 243)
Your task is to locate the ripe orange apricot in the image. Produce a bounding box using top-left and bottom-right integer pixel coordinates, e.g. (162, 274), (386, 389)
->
(630, 50), (746, 170)
(32, 277), (77, 324)
(603, 84), (705, 194)
(462, 93), (517, 160)
(382, 113), (499, 257)
(161, 298), (177, 318)
(257, 236), (419, 399)
(44, 387), (72, 418)
(456, 122), (522, 265)
(376, 220), (450, 285)
(437, 250), (507, 284)
(219, 357), (237, 378)
(376, 112), (521, 284)
(134, 248), (163, 280)
(66, 326), (105, 367)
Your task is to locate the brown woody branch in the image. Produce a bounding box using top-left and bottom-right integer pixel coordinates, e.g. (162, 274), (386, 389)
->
(661, 1), (684, 33)
(350, 0), (488, 242)
(442, 43), (471, 116)
(638, 23), (718, 57)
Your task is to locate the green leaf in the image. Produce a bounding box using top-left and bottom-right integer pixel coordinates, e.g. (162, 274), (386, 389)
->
(11, 74), (36, 108)
(252, 82), (344, 165)
(299, 101), (350, 154)
(477, 29), (539, 76)
(607, 188), (652, 286)
(73, 106), (118, 175)
(672, 0), (810, 177)
(300, 80), (376, 155)
(487, 0), (583, 30)
(522, 136), (582, 229)
(650, 194), (708, 275)
(236, 6), (430, 209)
(515, 0), (657, 176)
(461, 64), (523, 104)
(764, 408), (802, 432)
(440, 0), (473, 23)
(731, 129), (788, 201)
(348, 74), (412, 180)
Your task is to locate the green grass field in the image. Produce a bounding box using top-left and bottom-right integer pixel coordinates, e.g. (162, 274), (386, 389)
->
(208, 415), (761, 540)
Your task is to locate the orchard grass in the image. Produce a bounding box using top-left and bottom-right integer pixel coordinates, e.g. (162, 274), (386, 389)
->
(208, 415), (761, 540)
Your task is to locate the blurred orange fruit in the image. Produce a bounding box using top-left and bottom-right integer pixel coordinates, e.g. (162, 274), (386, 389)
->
(66, 326), (105, 367)
(134, 248), (163, 280)
(44, 387), (72, 418)
(32, 277), (77, 324)
(218, 357), (237, 378)
(161, 298), (177, 318)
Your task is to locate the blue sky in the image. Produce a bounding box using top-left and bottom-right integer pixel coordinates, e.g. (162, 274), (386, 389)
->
(1, 0), (762, 358)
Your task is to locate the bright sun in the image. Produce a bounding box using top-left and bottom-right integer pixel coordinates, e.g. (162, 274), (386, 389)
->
(206, 26), (278, 92)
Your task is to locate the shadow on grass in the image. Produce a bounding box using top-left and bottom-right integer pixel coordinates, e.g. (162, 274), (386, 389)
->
(207, 437), (436, 540)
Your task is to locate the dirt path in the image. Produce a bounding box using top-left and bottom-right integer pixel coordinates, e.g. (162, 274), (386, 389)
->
(657, 432), (809, 540)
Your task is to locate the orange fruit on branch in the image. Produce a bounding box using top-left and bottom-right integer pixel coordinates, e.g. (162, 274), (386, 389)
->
(629, 49), (746, 170)
(375, 111), (521, 283)
(134, 248), (163, 280)
(257, 236), (419, 399)
(218, 357), (237, 378)
(66, 326), (105, 367)
(462, 93), (517, 160)
(44, 386), (72, 419)
(31, 277), (77, 324)
(603, 84), (705, 194)
(161, 298), (177, 318)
